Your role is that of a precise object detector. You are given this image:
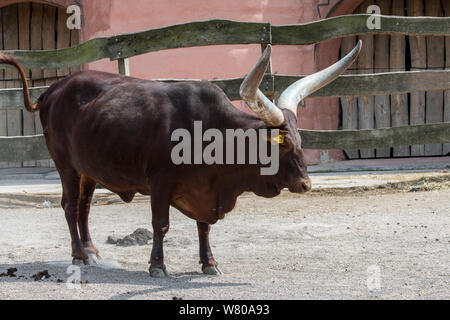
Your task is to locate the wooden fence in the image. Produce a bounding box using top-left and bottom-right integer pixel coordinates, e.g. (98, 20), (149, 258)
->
(0, 14), (449, 163)
(341, 0), (449, 159)
(0, 2), (80, 168)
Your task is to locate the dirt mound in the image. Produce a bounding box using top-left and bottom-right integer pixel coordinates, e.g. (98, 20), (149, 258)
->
(107, 228), (153, 247)
(309, 174), (450, 197)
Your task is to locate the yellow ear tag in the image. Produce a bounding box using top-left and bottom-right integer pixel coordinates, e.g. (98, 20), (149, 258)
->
(273, 134), (284, 144)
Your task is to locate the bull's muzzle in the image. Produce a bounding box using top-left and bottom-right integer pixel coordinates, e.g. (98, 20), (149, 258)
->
(289, 178), (312, 193)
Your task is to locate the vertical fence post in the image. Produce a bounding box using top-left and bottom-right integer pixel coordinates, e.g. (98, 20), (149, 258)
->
(340, 36), (359, 159)
(408, 0), (427, 157)
(118, 58), (130, 76)
(357, 1), (375, 159)
(260, 43), (274, 102)
(443, 0), (450, 155)
(424, 0), (445, 156)
(260, 44), (272, 74)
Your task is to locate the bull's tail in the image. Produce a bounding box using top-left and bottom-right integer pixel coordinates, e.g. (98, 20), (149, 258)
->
(0, 53), (40, 112)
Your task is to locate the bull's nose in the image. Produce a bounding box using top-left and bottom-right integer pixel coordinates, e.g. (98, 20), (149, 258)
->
(288, 178), (312, 194)
(299, 178), (312, 192)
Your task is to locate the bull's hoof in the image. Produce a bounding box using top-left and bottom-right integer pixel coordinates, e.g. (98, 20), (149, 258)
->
(149, 266), (168, 278)
(72, 258), (89, 266)
(87, 253), (102, 265)
(202, 265), (223, 276)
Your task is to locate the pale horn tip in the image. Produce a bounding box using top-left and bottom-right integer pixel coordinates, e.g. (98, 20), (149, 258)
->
(344, 39), (362, 67)
(354, 40), (362, 56)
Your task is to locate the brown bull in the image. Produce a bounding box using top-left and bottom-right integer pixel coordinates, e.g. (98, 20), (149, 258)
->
(0, 41), (361, 277)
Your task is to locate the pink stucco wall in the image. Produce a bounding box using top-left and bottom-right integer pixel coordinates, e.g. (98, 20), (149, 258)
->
(3, 0), (364, 164)
(82, 0), (351, 164)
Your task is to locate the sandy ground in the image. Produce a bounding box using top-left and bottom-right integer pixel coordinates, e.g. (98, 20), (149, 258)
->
(0, 172), (449, 300)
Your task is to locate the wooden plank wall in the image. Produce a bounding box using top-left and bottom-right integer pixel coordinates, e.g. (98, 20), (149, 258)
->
(340, 36), (359, 159)
(38, 5), (56, 168)
(30, 3), (45, 167)
(18, 3), (34, 167)
(425, 0), (445, 155)
(3, 4), (21, 167)
(408, 0), (427, 156)
(70, 27), (81, 74)
(374, 0), (391, 157)
(341, 0), (449, 158)
(444, 0), (450, 155)
(356, 0), (375, 158)
(0, 3), (80, 168)
(57, 7), (71, 78)
(390, 0), (410, 157)
(0, 12), (6, 168)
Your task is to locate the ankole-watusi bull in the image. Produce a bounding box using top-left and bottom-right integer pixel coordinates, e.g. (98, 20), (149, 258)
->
(1, 41), (361, 277)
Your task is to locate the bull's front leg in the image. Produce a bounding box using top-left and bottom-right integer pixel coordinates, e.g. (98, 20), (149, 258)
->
(149, 181), (171, 278)
(197, 221), (223, 275)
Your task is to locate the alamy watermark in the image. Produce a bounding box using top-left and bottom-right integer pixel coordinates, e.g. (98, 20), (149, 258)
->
(65, 4), (381, 35)
(366, 265), (381, 292)
(67, 5), (81, 30)
(171, 121), (282, 176)
(366, 5), (381, 30)
(66, 265), (81, 289)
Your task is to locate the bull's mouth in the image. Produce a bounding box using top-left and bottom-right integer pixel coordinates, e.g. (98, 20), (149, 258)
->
(267, 183), (283, 196)
(256, 183), (284, 198)
(288, 178), (312, 194)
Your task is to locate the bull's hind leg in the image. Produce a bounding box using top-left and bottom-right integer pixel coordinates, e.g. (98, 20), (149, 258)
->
(197, 222), (223, 275)
(77, 175), (100, 261)
(59, 169), (89, 264)
(148, 177), (172, 278)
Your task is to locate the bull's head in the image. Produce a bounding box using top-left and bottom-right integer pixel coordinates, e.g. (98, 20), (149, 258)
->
(240, 41), (362, 194)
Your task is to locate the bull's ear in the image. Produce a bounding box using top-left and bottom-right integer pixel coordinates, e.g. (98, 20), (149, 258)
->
(271, 130), (288, 145)
(266, 129), (291, 147)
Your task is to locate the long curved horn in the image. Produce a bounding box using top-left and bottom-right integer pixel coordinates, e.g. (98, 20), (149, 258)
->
(240, 45), (284, 127)
(278, 40), (362, 116)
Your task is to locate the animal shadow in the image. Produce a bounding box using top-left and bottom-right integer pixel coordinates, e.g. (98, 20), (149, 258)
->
(0, 261), (249, 299)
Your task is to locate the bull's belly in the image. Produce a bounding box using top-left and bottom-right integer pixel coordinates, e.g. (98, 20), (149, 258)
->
(170, 184), (219, 224)
(171, 197), (219, 224)
(170, 184), (238, 224)
(78, 165), (151, 200)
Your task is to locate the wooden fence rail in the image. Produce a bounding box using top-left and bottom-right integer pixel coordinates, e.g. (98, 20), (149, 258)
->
(1, 15), (449, 70)
(0, 86), (48, 110)
(2, 122), (448, 162)
(2, 71), (449, 109)
(301, 122), (450, 150)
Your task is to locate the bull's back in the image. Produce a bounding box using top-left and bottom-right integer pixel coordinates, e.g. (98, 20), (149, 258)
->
(41, 72), (168, 190)
(40, 71), (238, 193)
